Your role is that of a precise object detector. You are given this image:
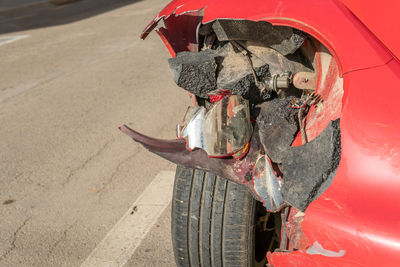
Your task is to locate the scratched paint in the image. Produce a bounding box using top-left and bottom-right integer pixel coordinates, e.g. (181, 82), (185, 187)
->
(306, 241), (345, 257)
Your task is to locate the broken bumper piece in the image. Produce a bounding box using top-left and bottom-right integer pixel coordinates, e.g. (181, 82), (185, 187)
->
(119, 124), (260, 186)
(119, 94), (256, 185)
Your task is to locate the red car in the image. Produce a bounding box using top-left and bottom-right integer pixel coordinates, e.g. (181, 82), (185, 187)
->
(120, 0), (400, 266)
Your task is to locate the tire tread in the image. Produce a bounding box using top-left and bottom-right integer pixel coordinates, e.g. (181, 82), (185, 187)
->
(172, 166), (256, 267)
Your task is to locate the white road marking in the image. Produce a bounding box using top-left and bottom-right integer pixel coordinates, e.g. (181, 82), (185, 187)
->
(80, 171), (175, 267)
(0, 35), (29, 47)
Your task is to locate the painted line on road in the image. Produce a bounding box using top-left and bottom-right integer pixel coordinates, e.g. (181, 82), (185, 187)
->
(80, 171), (175, 267)
(0, 35), (29, 47)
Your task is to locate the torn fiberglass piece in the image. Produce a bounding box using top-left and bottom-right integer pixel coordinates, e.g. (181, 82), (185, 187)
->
(256, 97), (299, 164)
(177, 95), (253, 158)
(142, 8), (205, 55)
(253, 97), (341, 211)
(168, 50), (218, 98)
(280, 120), (341, 211)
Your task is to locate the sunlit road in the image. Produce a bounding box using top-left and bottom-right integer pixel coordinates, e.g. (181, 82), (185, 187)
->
(0, 0), (188, 266)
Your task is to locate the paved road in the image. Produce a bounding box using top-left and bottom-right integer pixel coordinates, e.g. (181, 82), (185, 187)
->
(0, 0), (188, 266)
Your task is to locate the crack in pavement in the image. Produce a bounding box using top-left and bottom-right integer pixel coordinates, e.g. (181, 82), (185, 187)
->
(96, 150), (139, 194)
(62, 138), (116, 186)
(45, 223), (75, 260)
(94, 122), (178, 194)
(0, 217), (31, 262)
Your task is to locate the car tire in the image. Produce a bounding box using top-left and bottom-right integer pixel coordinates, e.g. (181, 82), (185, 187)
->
(172, 165), (268, 267)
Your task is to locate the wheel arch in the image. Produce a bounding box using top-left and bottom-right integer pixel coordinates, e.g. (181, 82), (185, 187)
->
(141, 0), (392, 77)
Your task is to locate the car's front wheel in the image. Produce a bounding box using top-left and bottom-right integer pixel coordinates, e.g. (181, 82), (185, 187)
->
(171, 165), (280, 267)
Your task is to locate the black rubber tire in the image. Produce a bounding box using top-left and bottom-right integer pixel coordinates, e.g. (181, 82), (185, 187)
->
(171, 165), (257, 267)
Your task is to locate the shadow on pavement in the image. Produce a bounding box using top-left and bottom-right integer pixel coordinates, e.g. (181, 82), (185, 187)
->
(0, 0), (143, 34)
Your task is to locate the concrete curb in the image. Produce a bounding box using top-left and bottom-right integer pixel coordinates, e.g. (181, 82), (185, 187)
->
(0, 0), (81, 15)
(50, 0), (83, 5)
(0, 1), (47, 15)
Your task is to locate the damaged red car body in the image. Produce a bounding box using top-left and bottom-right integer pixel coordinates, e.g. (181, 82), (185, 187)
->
(121, 0), (400, 266)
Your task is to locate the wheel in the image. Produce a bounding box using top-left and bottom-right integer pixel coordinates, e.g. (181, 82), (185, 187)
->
(171, 165), (280, 267)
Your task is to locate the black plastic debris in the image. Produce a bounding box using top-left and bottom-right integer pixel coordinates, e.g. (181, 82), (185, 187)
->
(280, 120), (341, 211)
(168, 36), (311, 102)
(256, 97), (299, 163)
(168, 43), (273, 102)
(168, 50), (218, 98)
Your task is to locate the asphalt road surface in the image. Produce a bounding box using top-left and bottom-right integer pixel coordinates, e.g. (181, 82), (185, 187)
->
(0, 0), (189, 266)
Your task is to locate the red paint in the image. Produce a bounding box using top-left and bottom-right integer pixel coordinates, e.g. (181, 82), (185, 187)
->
(156, 29), (176, 57)
(207, 89), (232, 103)
(143, 0), (400, 265)
(291, 39), (339, 146)
(339, 0), (400, 61)
(303, 40), (343, 142)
